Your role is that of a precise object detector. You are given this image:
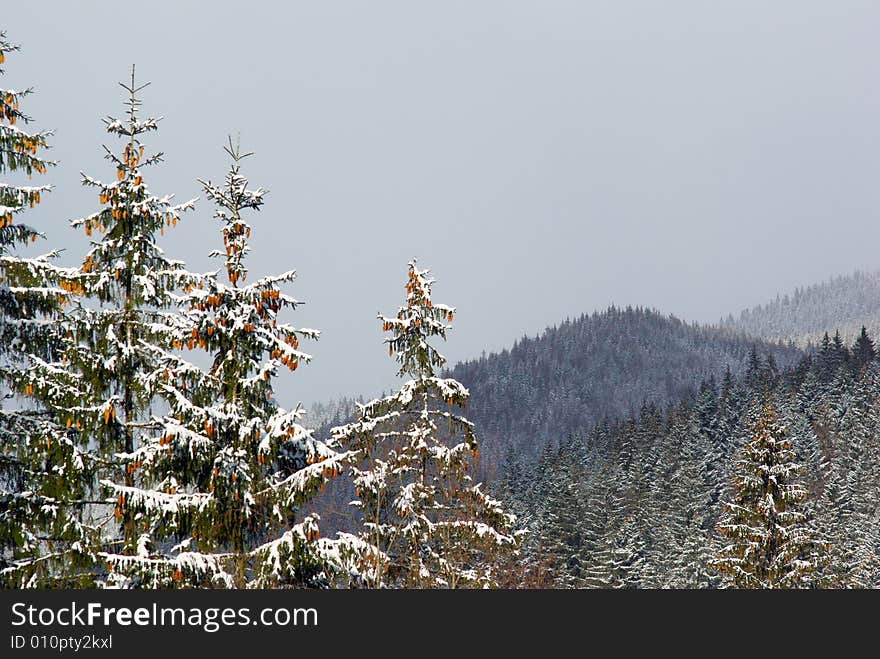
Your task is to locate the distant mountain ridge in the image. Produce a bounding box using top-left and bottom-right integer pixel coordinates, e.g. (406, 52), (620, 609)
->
(722, 270), (880, 347)
(447, 305), (801, 469)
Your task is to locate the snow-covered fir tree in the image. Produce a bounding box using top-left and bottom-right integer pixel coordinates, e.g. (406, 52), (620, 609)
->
(0, 34), (93, 588)
(332, 261), (521, 588)
(104, 138), (353, 588)
(711, 403), (827, 588)
(16, 67), (202, 587)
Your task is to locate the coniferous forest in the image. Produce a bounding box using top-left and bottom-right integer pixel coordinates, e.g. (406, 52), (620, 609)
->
(2, 30), (880, 590)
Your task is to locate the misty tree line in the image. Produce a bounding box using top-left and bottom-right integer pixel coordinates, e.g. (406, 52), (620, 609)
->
(723, 269), (880, 348)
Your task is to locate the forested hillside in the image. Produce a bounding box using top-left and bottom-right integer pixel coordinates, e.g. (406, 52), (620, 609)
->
(723, 270), (880, 347)
(448, 306), (801, 471)
(504, 332), (880, 588)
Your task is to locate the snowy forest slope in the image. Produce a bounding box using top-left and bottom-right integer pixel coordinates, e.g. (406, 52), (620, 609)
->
(506, 334), (880, 588)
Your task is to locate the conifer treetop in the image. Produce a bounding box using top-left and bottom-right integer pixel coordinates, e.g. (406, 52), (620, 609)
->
(71, 65), (196, 308)
(381, 259), (455, 380)
(198, 135), (266, 287)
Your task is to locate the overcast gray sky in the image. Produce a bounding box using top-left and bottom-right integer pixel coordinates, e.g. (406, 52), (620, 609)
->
(4, 1), (879, 407)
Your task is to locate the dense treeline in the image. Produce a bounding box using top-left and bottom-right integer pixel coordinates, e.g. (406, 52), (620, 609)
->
(505, 328), (880, 587)
(449, 306), (801, 472)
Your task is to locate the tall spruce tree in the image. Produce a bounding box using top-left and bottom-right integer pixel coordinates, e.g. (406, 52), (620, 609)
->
(332, 260), (521, 588)
(19, 68), (201, 587)
(0, 34), (94, 587)
(712, 403), (826, 588)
